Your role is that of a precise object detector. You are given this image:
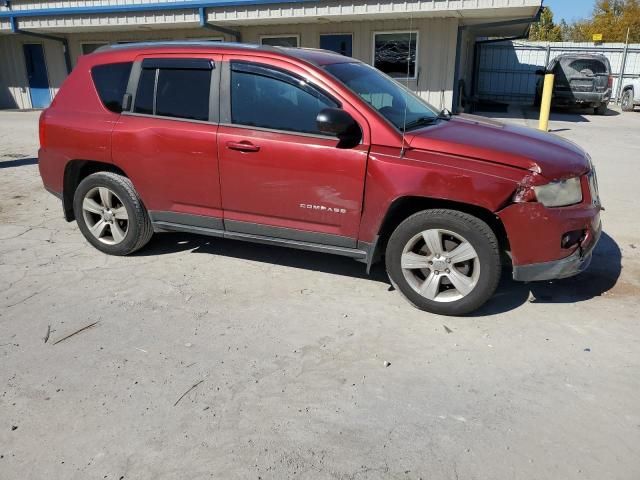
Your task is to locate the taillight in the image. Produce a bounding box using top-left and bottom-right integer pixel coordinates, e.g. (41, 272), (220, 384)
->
(39, 110), (47, 148)
(608, 75), (614, 89)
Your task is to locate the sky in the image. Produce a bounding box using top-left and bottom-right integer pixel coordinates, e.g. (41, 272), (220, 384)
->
(543, 0), (595, 23)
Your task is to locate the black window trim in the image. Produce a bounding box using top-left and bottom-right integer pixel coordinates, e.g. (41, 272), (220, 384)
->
(123, 56), (220, 124)
(220, 59), (344, 139)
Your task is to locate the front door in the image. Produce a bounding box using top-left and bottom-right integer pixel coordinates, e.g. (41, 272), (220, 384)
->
(218, 57), (369, 246)
(23, 44), (51, 108)
(319, 34), (353, 57)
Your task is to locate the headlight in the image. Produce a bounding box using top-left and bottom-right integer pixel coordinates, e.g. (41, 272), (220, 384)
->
(533, 177), (583, 207)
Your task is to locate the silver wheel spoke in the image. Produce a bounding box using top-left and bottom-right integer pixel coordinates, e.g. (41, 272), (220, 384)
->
(422, 229), (443, 256)
(83, 198), (103, 215)
(446, 268), (475, 296)
(98, 187), (113, 209)
(419, 272), (441, 300)
(401, 252), (431, 270)
(112, 206), (128, 221)
(401, 227), (481, 303)
(447, 241), (477, 264)
(90, 219), (108, 238)
(110, 221), (126, 243)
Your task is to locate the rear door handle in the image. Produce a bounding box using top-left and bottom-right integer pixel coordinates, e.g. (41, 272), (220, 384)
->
(226, 141), (260, 152)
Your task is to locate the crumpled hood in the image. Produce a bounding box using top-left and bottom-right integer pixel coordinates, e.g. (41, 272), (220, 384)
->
(407, 114), (591, 180)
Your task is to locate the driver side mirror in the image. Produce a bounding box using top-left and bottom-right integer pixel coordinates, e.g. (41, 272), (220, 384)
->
(316, 108), (362, 148)
(535, 69), (547, 76)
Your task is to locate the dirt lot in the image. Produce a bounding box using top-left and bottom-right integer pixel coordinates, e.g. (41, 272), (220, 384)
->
(1, 106), (639, 480)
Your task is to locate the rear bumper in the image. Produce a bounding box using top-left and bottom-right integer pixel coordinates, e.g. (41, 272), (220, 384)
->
(553, 90), (611, 105)
(512, 219), (601, 282)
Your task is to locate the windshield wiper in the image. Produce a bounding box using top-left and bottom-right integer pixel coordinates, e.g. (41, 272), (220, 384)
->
(403, 109), (454, 131)
(403, 116), (438, 130)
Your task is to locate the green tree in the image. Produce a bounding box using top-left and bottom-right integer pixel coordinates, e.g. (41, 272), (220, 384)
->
(566, 0), (640, 42)
(529, 7), (564, 41)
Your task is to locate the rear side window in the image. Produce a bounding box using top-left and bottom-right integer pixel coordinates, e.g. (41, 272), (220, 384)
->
(91, 62), (132, 113)
(133, 58), (213, 122)
(230, 62), (338, 135)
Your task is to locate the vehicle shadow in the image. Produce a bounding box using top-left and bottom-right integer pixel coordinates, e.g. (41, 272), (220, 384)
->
(471, 231), (622, 316)
(137, 232), (390, 283)
(138, 230), (622, 316)
(0, 157), (38, 168)
(519, 104), (620, 124)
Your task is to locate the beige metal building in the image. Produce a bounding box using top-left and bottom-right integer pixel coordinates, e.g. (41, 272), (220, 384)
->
(0, 0), (541, 111)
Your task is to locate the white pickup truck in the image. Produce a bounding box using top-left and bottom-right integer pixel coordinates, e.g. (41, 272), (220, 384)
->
(621, 78), (640, 111)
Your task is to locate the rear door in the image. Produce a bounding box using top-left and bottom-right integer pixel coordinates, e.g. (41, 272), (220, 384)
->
(217, 56), (370, 246)
(112, 55), (223, 228)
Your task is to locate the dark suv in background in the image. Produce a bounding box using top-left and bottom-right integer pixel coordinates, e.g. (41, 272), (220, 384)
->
(535, 53), (613, 115)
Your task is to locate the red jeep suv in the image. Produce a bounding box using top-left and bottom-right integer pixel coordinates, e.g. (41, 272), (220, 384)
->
(38, 42), (602, 315)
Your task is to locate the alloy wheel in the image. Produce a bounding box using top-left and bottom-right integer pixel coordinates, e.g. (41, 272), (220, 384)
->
(82, 186), (129, 245)
(400, 228), (480, 303)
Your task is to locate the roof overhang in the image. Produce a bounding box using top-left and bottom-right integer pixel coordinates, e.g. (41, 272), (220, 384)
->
(0, 0), (543, 34)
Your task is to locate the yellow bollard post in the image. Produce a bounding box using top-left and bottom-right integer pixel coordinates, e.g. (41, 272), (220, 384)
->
(538, 73), (554, 132)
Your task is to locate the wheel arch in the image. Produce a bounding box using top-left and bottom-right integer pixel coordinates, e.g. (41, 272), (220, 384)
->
(368, 196), (510, 269)
(63, 160), (129, 221)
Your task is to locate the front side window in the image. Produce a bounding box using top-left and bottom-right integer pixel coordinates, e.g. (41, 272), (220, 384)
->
(91, 62), (132, 113)
(260, 36), (299, 47)
(373, 32), (417, 79)
(230, 62), (338, 135)
(325, 61), (437, 131)
(133, 59), (212, 121)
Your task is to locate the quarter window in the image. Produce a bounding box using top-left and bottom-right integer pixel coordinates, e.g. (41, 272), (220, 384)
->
(373, 32), (418, 79)
(133, 59), (213, 121)
(91, 62), (133, 113)
(230, 62), (338, 135)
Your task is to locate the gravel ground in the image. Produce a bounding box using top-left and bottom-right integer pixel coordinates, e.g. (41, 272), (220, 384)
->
(1, 106), (639, 480)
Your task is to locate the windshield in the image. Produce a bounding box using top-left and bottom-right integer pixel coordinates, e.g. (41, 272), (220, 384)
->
(324, 62), (439, 131)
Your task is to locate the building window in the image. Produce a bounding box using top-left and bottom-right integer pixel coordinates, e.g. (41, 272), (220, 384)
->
(260, 35), (299, 47)
(81, 42), (108, 55)
(230, 61), (337, 135)
(134, 59), (213, 122)
(91, 62), (133, 113)
(373, 32), (418, 79)
(320, 34), (353, 57)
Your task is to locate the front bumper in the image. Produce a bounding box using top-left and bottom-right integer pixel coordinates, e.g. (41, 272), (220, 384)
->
(512, 219), (601, 282)
(499, 171), (602, 282)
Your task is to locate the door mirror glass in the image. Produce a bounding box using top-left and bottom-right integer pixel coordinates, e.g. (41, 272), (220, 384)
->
(316, 108), (361, 148)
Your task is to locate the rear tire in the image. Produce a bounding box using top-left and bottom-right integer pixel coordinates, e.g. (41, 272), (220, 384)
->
(385, 209), (501, 316)
(621, 89), (634, 112)
(73, 172), (153, 255)
(594, 103), (608, 115)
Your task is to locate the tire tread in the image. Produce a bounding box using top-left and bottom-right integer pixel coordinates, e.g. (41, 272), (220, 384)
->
(385, 208), (501, 316)
(73, 172), (153, 255)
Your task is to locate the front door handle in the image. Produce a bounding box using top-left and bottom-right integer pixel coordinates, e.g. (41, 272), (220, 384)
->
(226, 141), (260, 152)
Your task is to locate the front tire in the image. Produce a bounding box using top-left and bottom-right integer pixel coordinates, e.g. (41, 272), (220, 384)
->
(594, 103), (608, 115)
(621, 89), (634, 112)
(385, 209), (501, 316)
(73, 172), (153, 255)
